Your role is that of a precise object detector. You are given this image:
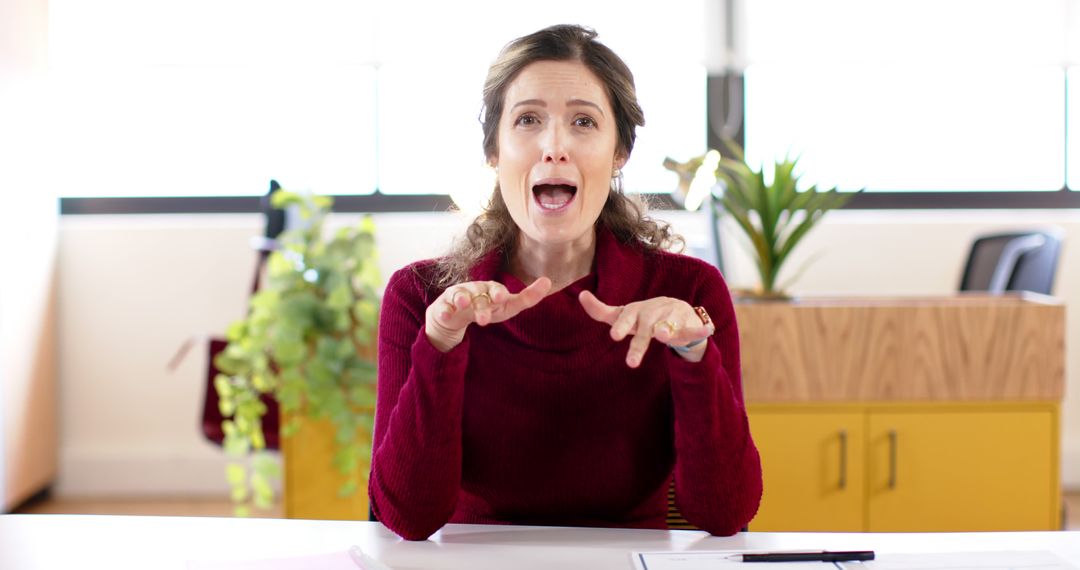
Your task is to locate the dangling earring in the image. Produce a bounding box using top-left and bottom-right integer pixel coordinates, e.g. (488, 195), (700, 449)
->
(610, 167), (623, 193)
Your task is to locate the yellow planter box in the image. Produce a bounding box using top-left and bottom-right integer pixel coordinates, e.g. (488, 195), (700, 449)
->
(282, 413), (369, 521)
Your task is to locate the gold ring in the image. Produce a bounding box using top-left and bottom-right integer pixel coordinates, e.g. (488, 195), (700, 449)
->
(653, 320), (678, 336)
(471, 292), (493, 305)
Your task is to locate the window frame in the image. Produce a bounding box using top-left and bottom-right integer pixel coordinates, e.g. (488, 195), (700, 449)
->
(60, 72), (1080, 214)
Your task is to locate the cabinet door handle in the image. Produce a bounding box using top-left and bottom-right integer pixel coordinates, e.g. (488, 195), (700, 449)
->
(838, 429), (848, 490)
(888, 429), (898, 489)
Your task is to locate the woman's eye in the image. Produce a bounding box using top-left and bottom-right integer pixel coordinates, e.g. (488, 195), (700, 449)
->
(515, 114), (539, 126)
(574, 116), (597, 128)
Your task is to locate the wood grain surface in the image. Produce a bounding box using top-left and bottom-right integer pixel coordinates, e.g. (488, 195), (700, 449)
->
(735, 294), (1065, 402)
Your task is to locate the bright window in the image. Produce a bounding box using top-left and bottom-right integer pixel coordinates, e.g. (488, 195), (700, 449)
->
(46, 0), (707, 198)
(744, 64), (1065, 192)
(46, 66), (378, 198)
(744, 0), (1070, 193)
(1064, 67), (1080, 190)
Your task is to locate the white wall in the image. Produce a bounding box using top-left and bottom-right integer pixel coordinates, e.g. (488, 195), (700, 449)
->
(54, 212), (471, 496)
(55, 208), (1080, 497)
(0, 0), (57, 511)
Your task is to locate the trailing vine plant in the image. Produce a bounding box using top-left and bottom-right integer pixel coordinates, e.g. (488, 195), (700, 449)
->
(213, 189), (380, 515)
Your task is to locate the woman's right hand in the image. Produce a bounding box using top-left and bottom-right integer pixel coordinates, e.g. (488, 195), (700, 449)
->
(425, 277), (552, 352)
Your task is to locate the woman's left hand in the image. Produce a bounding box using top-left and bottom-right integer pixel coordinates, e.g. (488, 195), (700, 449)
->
(579, 290), (715, 368)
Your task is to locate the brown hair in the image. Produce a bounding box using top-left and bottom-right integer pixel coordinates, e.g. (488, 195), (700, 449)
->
(434, 24), (682, 287)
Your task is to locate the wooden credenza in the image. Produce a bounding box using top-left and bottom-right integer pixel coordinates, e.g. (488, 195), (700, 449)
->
(736, 294), (1064, 532)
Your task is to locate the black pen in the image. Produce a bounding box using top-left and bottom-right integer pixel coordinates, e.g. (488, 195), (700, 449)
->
(735, 550), (875, 563)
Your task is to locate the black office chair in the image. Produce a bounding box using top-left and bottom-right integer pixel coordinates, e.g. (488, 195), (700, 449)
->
(959, 229), (1064, 295)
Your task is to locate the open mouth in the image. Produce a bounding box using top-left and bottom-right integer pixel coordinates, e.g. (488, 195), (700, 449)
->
(532, 180), (577, 211)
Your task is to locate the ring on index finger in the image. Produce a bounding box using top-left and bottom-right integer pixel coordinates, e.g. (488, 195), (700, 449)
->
(653, 320), (678, 336)
(471, 292), (493, 306)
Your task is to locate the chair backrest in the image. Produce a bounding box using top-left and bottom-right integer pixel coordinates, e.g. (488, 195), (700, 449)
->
(959, 229), (1064, 295)
(665, 480), (697, 530)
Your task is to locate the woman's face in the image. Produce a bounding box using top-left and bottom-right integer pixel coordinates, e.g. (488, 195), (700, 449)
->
(493, 60), (624, 248)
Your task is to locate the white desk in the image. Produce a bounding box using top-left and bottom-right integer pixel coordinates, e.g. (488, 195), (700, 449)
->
(2, 515), (1078, 569)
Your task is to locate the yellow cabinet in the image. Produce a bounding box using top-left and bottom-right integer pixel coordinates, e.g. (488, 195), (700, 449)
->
(866, 406), (1058, 532)
(747, 403), (1060, 532)
(748, 406), (864, 531)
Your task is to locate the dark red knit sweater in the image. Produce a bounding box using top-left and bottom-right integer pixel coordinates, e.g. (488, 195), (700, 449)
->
(370, 227), (762, 540)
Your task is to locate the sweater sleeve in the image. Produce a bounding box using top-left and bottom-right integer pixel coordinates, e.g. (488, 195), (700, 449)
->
(665, 264), (762, 536)
(368, 266), (469, 540)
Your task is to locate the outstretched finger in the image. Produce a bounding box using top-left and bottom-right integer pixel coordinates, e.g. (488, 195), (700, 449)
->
(609, 304), (639, 342)
(625, 317), (656, 368)
(578, 290), (622, 325)
(500, 276), (552, 319)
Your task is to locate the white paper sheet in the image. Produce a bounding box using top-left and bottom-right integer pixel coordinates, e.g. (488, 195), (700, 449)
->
(187, 550), (358, 570)
(187, 546), (392, 570)
(631, 550), (1076, 570)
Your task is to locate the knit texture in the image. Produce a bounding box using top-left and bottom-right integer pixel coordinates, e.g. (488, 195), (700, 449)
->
(370, 227), (762, 540)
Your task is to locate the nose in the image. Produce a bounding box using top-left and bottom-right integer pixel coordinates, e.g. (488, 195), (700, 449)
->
(541, 124), (570, 164)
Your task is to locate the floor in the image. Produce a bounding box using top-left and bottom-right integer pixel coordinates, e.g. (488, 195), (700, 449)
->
(13, 492), (1080, 530)
(15, 495), (282, 518)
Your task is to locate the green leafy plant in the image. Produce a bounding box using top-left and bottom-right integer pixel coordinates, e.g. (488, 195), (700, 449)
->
(213, 189), (381, 516)
(713, 141), (858, 298)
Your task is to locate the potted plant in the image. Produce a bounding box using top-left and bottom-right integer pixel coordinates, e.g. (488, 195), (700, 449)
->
(712, 141), (857, 299)
(212, 189), (381, 516)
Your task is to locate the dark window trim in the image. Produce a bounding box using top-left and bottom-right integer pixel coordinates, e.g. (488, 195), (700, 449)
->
(58, 189), (1080, 215)
(60, 193), (456, 215)
(843, 190), (1080, 209)
(58, 193), (681, 215)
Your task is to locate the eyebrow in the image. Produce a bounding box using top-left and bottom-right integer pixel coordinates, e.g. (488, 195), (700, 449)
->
(509, 98), (606, 117)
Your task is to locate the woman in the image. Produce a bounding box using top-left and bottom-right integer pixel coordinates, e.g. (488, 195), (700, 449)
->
(370, 24), (761, 541)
